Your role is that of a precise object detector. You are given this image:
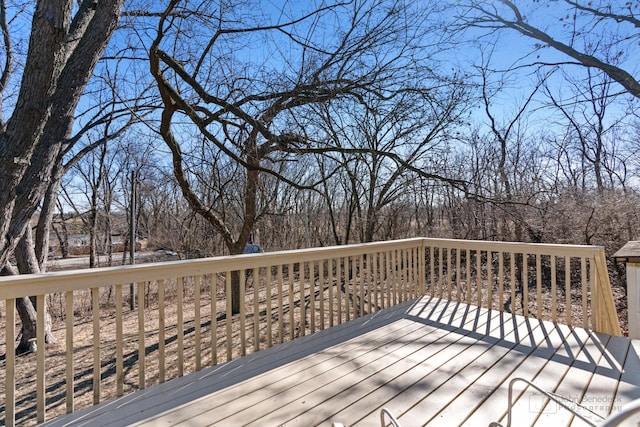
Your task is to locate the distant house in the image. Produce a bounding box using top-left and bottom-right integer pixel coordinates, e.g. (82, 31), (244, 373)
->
(49, 233), (145, 257)
(69, 234), (90, 248)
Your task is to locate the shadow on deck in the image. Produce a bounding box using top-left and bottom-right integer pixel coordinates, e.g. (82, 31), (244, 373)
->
(43, 296), (640, 427)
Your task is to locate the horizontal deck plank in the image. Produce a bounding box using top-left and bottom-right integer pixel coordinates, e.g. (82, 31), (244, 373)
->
(458, 319), (569, 426)
(161, 319), (430, 425)
(321, 306), (504, 425)
(268, 304), (502, 426)
(424, 316), (544, 426)
(352, 309), (528, 426)
(42, 296), (640, 427)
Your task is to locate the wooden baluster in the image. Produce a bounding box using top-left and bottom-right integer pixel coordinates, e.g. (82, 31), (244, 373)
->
(565, 258), (572, 326)
(66, 290), (76, 409)
(210, 274), (217, 366)
(476, 251), (482, 308)
(510, 252), (516, 313)
(115, 285), (124, 394)
(328, 259), (334, 327)
(551, 256), (557, 322)
(438, 247), (443, 299)
(226, 272), (233, 361)
(373, 252), (379, 309)
(288, 263), (294, 340)
(391, 249), (396, 305)
(410, 248), (414, 299)
(37, 294), (46, 422)
(240, 270), (247, 353)
(338, 257), (344, 323)
(266, 266), (272, 347)
(446, 248), (452, 300)
(158, 279), (166, 380)
(589, 256), (598, 331)
(319, 260), (325, 330)
(277, 265), (284, 344)
(366, 254), (372, 312)
(455, 248), (461, 302)
(419, 246), (423, 296)
(138, 281), (145, 388)
(465, 250), (471, 305)
(487, 250), (493, 310)
(92, 288), (100, 405)
(299, 264), (306, 336)
(498, 252), (504, 312)
(430, 247), (435, 297)
(536, 254), (542, 319)
(195, 275), (202, 370)
(402, 250), (408, 302)
(358, 254), (365, 315)
(310, 262), (315, 332)
(253, 268), (260, 352)
(582, 257), (588, 329)
(522, 254), (529, 317)
(385, 251), (392, 308)
(6, 298), (15, 427)
(177, 277), (184, 375)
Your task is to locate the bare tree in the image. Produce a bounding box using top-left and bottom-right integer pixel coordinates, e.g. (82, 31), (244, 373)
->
(544, 69), (630, 195)
(0, 0), (124, 269)
(148, 0), (450, 312)
(0, 0), (128, 354)
(452, 0), (640, 98)
(309, 84), (469, 243)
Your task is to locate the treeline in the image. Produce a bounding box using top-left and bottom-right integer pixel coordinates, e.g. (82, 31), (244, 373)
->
(58, 108), (640, 265)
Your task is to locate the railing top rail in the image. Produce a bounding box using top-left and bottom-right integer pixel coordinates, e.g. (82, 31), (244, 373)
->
(0, 237), (605, 300)
(422, 238), (603, 257)
(0, 238), (424, 299)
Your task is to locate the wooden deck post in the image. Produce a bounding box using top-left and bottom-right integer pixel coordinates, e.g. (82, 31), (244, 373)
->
(613, 241), (640, 339)
(593, 248), (622, 336)
(624, 264), (640, 339)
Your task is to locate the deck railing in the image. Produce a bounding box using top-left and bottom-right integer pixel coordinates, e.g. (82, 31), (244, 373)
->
(0, 238), (621, 426)
(422, 238), (620, 335)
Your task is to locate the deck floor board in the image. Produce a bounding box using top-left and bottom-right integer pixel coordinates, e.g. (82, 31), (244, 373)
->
(42, 296), (640, 427)
(356, 309), (527, 426)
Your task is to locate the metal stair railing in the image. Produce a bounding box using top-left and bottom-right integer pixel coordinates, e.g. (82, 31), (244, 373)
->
(489, 377), (640, 427)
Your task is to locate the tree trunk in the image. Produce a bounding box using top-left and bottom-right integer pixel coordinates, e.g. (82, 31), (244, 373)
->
(14, 227), (57, 353)
(15, 297), (38, 355)
(89, 207), (98, 268)
(34, 161), (65, 271)
(0, 0), (122, 350)
(231, 270), (242, 315)
(1, 260), (53, 355)
(53, 219), (70, 259)
(0, 0), (125, 270)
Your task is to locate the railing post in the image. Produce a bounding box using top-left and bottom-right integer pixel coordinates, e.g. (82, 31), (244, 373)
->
(419, 240), (426, 295)
(613, 241), (640, 339)
(624, 263), (640, 339)
(593, 249), (622, 336)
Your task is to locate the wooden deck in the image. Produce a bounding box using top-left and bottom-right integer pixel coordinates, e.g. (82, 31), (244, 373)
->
(42, 296), (640, 427)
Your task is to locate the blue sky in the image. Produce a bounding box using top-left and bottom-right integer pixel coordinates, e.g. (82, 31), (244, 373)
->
(53, 0), (640, 210)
